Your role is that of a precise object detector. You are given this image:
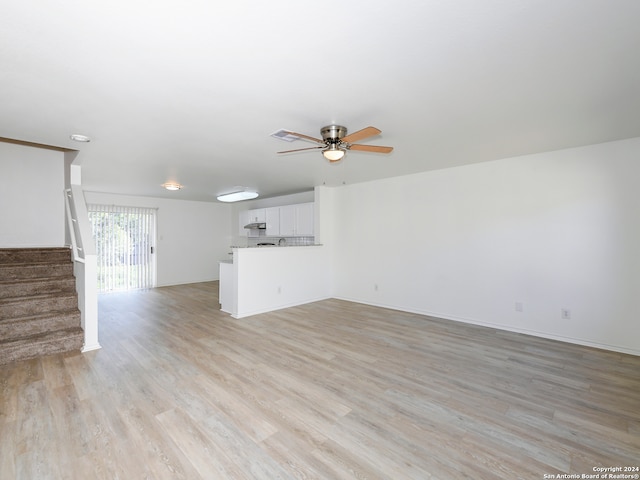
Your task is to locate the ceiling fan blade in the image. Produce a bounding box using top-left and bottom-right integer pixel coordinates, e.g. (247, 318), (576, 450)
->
(281, 130), (324, 144)
(277, 146), (324, 154)
(348, 144), (394, 154)
(341, 126), (381, 144)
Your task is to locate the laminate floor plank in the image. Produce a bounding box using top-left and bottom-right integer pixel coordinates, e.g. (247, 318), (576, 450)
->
(185, 372), (279, 443)
(0, 418), (17, 479)
(0, 363), (23, 424)
(15, 405), (61, 480)
(259, 431), (342, 480)
(2, 281), (639, 479)
(41, 354), (75, 391)
(76, 395), (155, 479)
(155, 407), (248, 479)
(191, 408), (295, 480)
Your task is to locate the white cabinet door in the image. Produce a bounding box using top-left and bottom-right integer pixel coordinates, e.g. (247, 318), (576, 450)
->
(240, 208), (266, 237)
(265, 207), (280, 236)
(295, 203), (314, 236)
(279, 204), (296, 236)
(248, 208), (265, 223)
(278, 203), (314, 236)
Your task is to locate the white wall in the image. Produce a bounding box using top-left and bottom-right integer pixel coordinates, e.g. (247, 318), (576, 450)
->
(331, 137), (640, 355)
(234, 245), (331, 318)
(84, 192), (232, 286)
(0, 142), (66, 247)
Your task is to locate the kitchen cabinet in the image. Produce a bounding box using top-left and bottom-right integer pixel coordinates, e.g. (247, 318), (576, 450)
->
(238, 203), (313, 238)
(279, 205), (295, 236)
(280, 202), (314, 236)
(247, 208), (265, 223)
(247, 208), (265, 237)
(265, 207), (280, 236)
(239, 208), (266, 237)
(295, 202), (314, 236)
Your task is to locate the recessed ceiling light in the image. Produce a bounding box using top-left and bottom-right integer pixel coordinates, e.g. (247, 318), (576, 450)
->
(69, 134), (91, 142)
(217, 189), (259, 202)
(162, 182), (182, 191)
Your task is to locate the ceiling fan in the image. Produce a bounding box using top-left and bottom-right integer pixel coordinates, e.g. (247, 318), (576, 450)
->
(276, 125), (393, 163)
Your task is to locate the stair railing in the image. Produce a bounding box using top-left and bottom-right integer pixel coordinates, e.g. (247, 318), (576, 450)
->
(64, 185), (101, 352)
(64, 188), (85, 263)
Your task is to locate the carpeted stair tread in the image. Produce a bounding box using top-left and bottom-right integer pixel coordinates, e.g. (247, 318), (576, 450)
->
(0, 276), (76, 299)
(0, 309), (81, 337)
(0, 327), (84, 365)
(0, 247), (73, 265)
(0, 262), (74, 280)
(0, 290), (78, 304)
(0, 292), (79, 320)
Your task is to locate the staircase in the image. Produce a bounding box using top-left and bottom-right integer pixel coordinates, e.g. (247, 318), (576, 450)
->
(0, 247), (84, 365)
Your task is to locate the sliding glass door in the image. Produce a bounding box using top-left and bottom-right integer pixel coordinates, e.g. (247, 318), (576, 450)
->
(87, 205), (157, 292)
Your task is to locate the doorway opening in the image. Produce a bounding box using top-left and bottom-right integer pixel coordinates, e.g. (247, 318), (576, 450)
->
(87, 204), (157, 292)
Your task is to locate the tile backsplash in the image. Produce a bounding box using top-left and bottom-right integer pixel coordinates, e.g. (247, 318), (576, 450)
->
(247, 236), (315, 247)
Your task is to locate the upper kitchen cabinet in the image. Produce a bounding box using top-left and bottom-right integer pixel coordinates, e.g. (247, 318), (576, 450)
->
(280, 202), (314, 236)
(265, 207), (280, 236)
(239, 208), (266, 237)
(238, 203), (314, 238)
(247, 208), (265, 224)
(295, 202), (314, 236)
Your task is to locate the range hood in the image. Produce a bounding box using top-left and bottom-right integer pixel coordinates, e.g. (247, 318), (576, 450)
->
(244, 222), (266, 230)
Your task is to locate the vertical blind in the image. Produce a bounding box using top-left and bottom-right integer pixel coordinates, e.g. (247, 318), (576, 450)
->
(87, 204), (157, 292)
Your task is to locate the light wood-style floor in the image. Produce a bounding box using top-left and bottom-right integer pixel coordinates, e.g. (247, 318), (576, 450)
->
(1, 282), (639, 479)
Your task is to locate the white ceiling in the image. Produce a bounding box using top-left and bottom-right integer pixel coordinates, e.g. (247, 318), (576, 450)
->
(2, 0), (640, 202)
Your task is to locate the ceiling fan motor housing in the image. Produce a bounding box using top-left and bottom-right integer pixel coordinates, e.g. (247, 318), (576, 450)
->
(321, 125), (347, 144)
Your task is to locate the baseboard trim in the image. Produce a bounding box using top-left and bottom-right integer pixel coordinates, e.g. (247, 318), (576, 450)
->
(82, 342), (102, 353)
(156, 278), (218, 288)
(233, 295), (332, 319)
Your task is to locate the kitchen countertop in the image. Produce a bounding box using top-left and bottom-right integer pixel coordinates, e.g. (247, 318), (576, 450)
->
(229, 244), (323, 249)
(221, 244), (322, 264)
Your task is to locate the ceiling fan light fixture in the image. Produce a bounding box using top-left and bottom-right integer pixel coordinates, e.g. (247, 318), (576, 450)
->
(217, 189), (259, 203)
(322, 146), (345, 162)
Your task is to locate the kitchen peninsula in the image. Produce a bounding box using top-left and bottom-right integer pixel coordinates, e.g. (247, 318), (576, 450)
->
(219, 244), (330, 318)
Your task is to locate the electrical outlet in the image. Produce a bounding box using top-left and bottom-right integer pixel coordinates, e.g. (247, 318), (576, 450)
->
(515, 302), (523, 312)
(561, 308), (571, 319)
